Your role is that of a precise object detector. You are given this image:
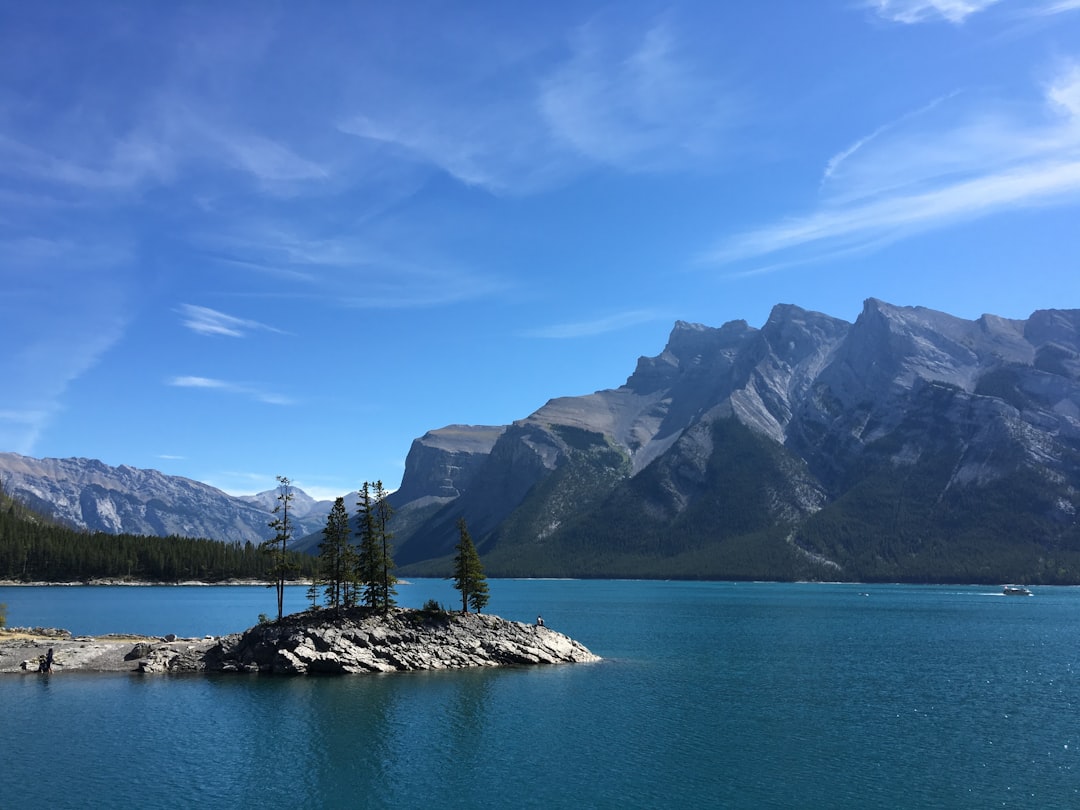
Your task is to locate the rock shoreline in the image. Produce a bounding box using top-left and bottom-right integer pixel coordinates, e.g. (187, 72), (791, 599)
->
(0, 608), (600, 675)
(0, 578), (288, 587)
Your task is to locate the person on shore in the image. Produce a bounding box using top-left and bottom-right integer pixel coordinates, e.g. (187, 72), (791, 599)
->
(38, 647), (53, 673)
(536, 615), (544, 627)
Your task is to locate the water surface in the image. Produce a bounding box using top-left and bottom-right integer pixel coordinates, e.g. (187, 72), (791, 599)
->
(2, 580), (1077, 808)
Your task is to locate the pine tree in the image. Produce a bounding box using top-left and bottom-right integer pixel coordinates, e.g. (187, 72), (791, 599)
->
(319, 496), (351, 613)
(372, 480), (397, 613)
(355, 482), (379, 609)
(341, 536), (359, 609)
(452, 517), (489, 613)
(355, 481), (397, 613)
(262, 475), (296, 621)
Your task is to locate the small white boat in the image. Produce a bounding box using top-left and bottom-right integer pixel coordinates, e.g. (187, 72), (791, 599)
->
(1002, 585), (1032, 596)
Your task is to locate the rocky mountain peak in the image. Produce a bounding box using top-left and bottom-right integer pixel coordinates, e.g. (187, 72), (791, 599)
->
(10, 299), (1080, 585)
(626, 318), (756, 395)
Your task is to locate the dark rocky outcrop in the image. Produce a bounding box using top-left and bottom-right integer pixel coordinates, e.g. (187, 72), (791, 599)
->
(204, 608), (599, 675)
(0, 611), (599, 676)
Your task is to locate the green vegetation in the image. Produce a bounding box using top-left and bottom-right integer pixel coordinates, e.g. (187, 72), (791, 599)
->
(404, 412), (1080, 585)
(452, 517), (489, 612)
(318, 496), (354, 613)
(355, 481), (397, 613)
(301, 480), (410, 618)
(0, 602), (6, 628)
(0, 519), (316, 583)
(796, 445), (1080, 584)
(263, 476), (299, 621)
(0, 479), (316, 583)
(470, 419), (815, 579)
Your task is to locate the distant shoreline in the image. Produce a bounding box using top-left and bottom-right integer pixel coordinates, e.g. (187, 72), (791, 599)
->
(0, 578), (287, 587)
(0, 578), (418, 587)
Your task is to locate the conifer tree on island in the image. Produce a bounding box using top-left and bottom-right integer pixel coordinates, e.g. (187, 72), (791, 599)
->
(319, 496), (352, 613)
(263, 475), (296, 621)
(372, 480), (397, 613)
(452, 517), (489, 613)
(355, 482), (377, 609)
(356, 481), (397, 614)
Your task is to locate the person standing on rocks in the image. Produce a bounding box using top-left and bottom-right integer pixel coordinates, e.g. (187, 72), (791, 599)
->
(38, 647), (53, 673)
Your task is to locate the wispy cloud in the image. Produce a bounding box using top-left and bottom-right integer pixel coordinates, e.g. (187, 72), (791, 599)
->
(0, 234), (131, 455)
(1030, 0), (1080, 15)
(0, 131), (175, 196)
(339, 16), (734, 195)
(182, 111), (332, 193)
(704, 60), (1080, 269)
(868, 0), (1003, 24)
(821, 93), (960, 187)
(198, 221), (508, 309)
(177, 304), (285, 338)
(522, 310), (660, 339)
(0, 108), (331, 200)
(539, 19), (736, 172)
(338, 89), (575, 196)
(167, 375), (293, 405)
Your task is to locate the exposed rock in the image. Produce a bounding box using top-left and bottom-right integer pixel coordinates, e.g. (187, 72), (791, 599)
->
(124, 642), (154, 660)
(11, 298), (1080, 582)
(0, 610), (599, 676)
(386, 300), (1080, 580)
(205, 608), (599, 675)
(393, 425), (506, 504)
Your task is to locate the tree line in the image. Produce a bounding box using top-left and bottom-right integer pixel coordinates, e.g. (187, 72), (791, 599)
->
(0, 483), (316, 582)
(0, 478), (490, 614)
(280, 477), (488, 620)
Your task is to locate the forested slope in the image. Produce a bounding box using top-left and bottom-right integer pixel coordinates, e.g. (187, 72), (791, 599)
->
(0, 489), (315, 582)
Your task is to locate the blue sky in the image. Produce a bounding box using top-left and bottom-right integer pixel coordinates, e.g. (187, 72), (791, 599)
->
(2, 0), (1079, 500)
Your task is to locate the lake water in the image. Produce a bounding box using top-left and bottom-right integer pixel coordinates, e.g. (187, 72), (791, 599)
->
(2, 580), (1078, 808)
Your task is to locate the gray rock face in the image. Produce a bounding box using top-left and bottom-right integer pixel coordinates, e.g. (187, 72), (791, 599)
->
(0, 454), (333, 543)
(391, 299), (1080, 577)
(0, 631), (217, 674)
(393, 425), (505, 505)
(205, 609), (599, 675)
(8, 298), (1080, 580)
(1, 612), (598, 675)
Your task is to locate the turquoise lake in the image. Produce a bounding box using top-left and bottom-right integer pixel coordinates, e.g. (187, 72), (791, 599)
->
(2, 580), (1078, 808)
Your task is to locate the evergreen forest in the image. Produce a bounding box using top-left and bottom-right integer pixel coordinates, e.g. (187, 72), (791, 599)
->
(0, 488), (316, 583)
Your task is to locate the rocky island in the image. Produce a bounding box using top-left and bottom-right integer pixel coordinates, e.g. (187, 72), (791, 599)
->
(0, 608), (600, 675)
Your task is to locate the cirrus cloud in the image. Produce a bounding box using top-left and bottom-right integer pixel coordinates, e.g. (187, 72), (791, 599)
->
(703, 59), (1080, 269)
(167, 375), (293, 406)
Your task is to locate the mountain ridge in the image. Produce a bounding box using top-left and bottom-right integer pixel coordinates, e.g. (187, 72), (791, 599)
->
(0, 453), (332, 544)
(5, 298), (1080, 583)
(380, 298), (1080, 582)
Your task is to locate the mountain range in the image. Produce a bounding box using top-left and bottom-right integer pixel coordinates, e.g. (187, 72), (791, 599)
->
(4, 298), (1079, 583)
(369, 298), (1080, 582)
(0, 453), (333, 544)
